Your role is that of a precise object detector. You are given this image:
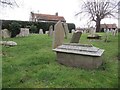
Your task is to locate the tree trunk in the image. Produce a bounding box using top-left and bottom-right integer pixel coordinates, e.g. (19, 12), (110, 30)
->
(96, 19), (101, 32)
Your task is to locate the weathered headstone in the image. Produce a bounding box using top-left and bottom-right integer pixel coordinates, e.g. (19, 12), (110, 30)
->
(39, 29), (43, 34)
(87, 27), (102, 40)
(93, 28), (96, 34)
(63, 23), (69, 39)
(115, 28), (118, 35)
(48, 25), (53, 37)
(25, 28), (29, 36)
(104, 28), (109, 42)
(52, 21), (65, 49)
(109, 28), (112, 35)
(2, 29), (11, 38)
(112, 29), (118, 36)
(17, 28), (29, 37)
(89, 27), (96, 36)
(70, 31), (82, 43)
(45, 31), (49, 34)
(18, 28), (24, 37)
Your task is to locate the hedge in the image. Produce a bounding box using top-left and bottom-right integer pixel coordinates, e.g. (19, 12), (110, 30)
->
(2, 20), (76, 36)
(9, 22), (21, 38)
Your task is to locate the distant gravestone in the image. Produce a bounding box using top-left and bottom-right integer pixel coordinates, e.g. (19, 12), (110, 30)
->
(2, 29), (11, 38)
(48, 25), (53, 37)
(90, 27), (96, 36)
(18, 28), (24, 36)
(83, 29), (86, 33)
(112, 29), (118, 36)
(70, 31), (82, 43)
(45, 31), (49, 34)
(17, 28), (29, 37)
(21, 28), (25, 36)
(115, 28), (118, 36)
(87, 27), (102, 40)
(110, 29), (113, 35)
(52, 21), (65, 49)
(39, 29), (43, 34)
(104, 28), (109, 42)
(63, 23), (69, 39)
(71, 29), (75, 34)
(93, 28), (96, 34)
(25, 28), (29, 36)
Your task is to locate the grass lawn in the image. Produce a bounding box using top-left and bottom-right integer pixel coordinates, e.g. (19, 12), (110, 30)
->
(2, 33), (119, 88)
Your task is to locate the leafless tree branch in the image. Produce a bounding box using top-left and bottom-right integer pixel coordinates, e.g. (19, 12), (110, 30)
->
(0, 0), (19, 7)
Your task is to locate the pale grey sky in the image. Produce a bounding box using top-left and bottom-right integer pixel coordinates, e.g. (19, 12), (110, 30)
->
(0, 0), (118, 28)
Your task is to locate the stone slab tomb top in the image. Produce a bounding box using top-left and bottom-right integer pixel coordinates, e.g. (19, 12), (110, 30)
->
(53, 43), (104, 56)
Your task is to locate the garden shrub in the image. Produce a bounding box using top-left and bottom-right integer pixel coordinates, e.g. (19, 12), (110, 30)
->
(2, 20), (76, 34)
(9, 22), (21, 38)
(67, 23), (76, 33)
(29, 25), (37, 33)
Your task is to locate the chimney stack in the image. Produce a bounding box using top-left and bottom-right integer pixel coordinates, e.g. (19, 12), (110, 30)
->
(55, 12), (58, 16)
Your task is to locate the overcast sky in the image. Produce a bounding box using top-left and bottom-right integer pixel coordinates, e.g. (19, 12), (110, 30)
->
(0, 0), (118, 28)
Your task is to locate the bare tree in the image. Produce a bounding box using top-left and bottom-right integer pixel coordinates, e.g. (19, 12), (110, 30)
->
(76, 0), (119, 32)
(0, 0), (19, 7)
(0, 0), (19, 30)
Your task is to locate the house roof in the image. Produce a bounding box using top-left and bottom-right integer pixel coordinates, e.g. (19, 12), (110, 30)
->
(100, 24), (117, 29)
(31, 12), (66, 22)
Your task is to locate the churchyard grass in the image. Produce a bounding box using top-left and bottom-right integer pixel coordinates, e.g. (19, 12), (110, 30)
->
(2, 33), (118, 88)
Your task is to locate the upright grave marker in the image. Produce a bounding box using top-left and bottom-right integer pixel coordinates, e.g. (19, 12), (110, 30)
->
(48, 25), (53, 37)
(70, 31), (82, 43)
(39, 29), (43, 34)
(17, 28), (29, 37)
(63, 23), (69, 39)
(2, 29), (11, 38)
(52, 21), (64, 49)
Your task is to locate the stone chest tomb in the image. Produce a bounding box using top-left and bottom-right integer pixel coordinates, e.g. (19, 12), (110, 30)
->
(53, 43), (104, 69)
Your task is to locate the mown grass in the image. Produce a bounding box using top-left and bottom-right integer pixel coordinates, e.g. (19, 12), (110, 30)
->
(2, 33), (119, 88)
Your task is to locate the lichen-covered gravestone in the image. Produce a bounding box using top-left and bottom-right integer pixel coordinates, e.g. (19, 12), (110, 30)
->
(52, 21), (65, 49)
(70, 31), (82, 43)
(2, 29), (11, 38)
